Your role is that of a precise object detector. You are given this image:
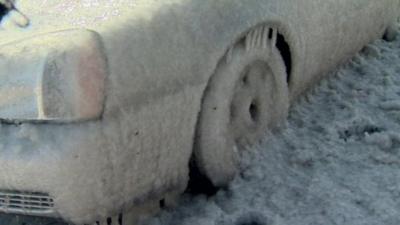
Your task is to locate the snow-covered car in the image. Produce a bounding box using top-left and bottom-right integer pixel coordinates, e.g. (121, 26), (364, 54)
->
(0, 0), (398, 224)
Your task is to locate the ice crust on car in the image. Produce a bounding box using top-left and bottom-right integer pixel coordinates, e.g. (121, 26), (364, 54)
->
(0, 0), (398, 224)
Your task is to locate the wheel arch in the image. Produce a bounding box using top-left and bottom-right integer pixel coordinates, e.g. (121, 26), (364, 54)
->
(220, 21), (298, 87)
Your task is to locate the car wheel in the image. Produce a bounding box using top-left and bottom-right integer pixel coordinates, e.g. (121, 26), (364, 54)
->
(194, 25), (290, 187)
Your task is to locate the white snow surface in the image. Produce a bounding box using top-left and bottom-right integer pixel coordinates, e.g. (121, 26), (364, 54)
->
(2, 26), (400, 225)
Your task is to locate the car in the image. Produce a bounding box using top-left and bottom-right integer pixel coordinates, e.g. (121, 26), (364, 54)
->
(0, 0), (398, 224)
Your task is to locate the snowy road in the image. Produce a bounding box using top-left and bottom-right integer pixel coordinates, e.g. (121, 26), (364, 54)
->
(2, 32), (400, 225)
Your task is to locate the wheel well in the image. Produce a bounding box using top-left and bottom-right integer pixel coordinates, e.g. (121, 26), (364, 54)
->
(237, 27), (293, 84)
(276, 32), (292, 84)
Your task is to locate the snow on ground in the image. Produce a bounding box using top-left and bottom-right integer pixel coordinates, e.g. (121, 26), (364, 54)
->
(2, 31), (400, 225)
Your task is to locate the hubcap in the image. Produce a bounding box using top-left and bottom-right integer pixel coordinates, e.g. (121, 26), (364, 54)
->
(230, 60), (276, 148)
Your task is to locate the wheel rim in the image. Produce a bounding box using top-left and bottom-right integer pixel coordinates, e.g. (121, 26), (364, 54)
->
(230, 60), (277, 148)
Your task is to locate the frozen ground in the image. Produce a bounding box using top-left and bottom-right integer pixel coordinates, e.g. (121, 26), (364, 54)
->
(1, 31), (400, 225)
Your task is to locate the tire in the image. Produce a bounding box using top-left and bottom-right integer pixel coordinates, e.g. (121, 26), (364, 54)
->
(194, 25), (290, 187)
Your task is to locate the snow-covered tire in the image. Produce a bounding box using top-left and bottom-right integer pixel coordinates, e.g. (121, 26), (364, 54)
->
(194, 25), (290, 187)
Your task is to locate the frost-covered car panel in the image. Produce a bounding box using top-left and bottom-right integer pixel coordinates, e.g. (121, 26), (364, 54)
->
(0, 0), (398, 224)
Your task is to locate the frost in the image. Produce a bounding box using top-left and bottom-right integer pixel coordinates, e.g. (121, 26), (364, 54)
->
(0, 0), (398, 224)
(364, 132), (393, 150)
(379, 100), (400, 111)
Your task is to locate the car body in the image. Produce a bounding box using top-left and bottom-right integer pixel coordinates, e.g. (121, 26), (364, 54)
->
(0, 0), (398, 224)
